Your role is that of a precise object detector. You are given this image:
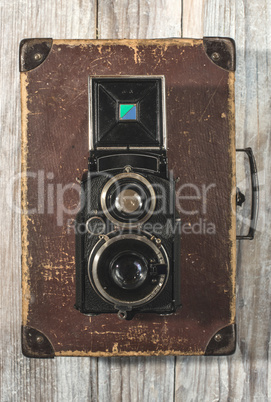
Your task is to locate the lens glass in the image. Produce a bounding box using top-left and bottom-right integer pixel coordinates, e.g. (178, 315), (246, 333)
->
(115, 189), (142, 214)
(110, 252), (148, 290)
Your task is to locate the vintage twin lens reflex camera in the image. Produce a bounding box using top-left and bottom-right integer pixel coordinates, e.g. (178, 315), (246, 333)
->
(75, 76), (181, 320)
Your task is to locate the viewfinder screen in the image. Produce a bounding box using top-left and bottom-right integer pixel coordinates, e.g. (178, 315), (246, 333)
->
(119, 104), (137, 120)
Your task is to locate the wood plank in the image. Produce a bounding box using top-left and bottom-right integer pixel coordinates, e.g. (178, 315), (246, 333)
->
(98, 0), (182, 39)
(176, 1), (271, 401)
(95, 1), (183, 400)
(182, 0), (205, 38)
(0, 0), (97, 401)
(98, 356), (175, 402)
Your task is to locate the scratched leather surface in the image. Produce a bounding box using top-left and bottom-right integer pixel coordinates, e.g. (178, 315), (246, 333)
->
(21, 39), (236, 356)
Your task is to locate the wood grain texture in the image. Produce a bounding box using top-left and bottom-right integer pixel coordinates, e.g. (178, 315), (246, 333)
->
(1, 0), (270, 401)
(176, 1), (271, 401)
(94, 1), (182, 399)
(97, 0), (182, 39)
(182, 0), (205, 38)
(0, 0), (97, 401)
(97, 357), (175, 402)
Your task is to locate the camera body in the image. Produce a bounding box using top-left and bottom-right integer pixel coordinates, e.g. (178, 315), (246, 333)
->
(75, 76), (181, 320)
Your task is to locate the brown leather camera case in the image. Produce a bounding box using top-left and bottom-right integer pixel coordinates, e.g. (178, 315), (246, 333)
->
(20, 38), (236, 357)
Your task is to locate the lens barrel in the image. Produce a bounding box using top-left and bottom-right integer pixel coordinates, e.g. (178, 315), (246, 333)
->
(88, 232), (169, 307)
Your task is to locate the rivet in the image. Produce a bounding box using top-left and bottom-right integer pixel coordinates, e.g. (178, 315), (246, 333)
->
(211, 52), (221, 62)
(36, 335), (44, 344)
(34, 53), (42, 61)
(214, 333), (222, 342)
(124, 165), (132, 173)
(118, 310), (127, 320)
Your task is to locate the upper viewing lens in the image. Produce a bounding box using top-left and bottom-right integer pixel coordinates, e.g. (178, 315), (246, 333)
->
(115, 189), (142, 214)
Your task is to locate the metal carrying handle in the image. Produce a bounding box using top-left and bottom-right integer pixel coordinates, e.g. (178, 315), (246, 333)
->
(236, 148), (259, 240)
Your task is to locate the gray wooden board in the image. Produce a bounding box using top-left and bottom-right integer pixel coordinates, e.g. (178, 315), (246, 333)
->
(175, 1), (271, 401)
(0, 0), (270, 401)
(0, 0), (97, 401)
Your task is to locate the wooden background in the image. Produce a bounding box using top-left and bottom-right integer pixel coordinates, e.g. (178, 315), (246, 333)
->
(0, 0), (270, 400)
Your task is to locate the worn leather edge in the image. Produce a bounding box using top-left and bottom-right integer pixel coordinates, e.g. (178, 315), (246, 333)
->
(204, 68), (237, 357)
(21, 72), (30, 328)
(19, 38), (53, 72)
(22, 326), (55, 358)
(55, 350), (205, 357)
(52, 38), (201, 45)
(228, 71), (237, 325)
(205, 324), (236, 355)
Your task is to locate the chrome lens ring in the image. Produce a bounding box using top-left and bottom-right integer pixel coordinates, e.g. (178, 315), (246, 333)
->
(100, 173), (156, 227)
(88, 233), (169, 307)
